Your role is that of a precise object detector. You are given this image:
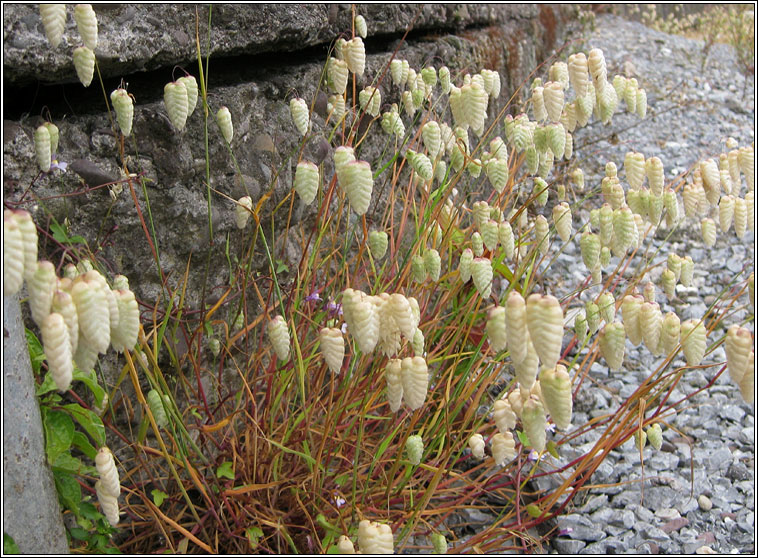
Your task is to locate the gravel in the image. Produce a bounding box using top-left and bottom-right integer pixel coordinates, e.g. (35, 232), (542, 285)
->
(544, 12), (755, 555)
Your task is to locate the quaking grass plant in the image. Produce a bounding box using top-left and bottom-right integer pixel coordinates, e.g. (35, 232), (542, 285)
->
(8, 4), (753, 554)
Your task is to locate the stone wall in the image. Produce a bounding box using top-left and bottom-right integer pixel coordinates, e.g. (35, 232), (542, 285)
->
(4, 4), (577, 311)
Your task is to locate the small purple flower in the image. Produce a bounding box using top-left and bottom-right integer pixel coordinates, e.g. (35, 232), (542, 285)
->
(50, 156), (67, 172)
(304, 290), (322, 303)
(333, 492), (346, 508)
(527, 449), (539, 462)
(558, 527), (573, 536)
(326, 299), (343, 317)
(545, 422), (556, 434)
(341, 322), (348, 334)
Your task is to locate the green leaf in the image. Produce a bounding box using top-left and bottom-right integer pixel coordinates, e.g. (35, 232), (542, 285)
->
(72, 431), (98, 460)
(216, 461), (235, 480)
(36, 371), (60, 397)
(53, 470), (82, 515)
(525, 503), (542, 519)
(68, 527), (89, 541)
(62, 404), (105, 447)
(50, 221), (87, 245)
(52, 452), (86, 475)
(326, 543), (343, 554)
(25, 328), (45, 376)
(72, 368), (107, 408)
(151, 489), (168, 507)
(546, 440), (560, 459)
(44, 410), (75, 465)
(4, 533), (20, 554)
(516, 429), (530, 447)
(78, 501), (100, 522)
(246, 526), (263, 548)
(275, 260), (289, 274)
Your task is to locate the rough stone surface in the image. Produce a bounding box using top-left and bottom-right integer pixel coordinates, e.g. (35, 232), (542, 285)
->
(3, 296), (69, 554)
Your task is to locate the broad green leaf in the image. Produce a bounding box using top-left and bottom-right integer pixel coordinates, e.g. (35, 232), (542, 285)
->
(78, 501), (99, 521)
(151, 489), (168, 507)
(36, 371), (60, 396)
(4, 533), (20, 554)
(44, 410), (75, 465)
(50, 221), (87, 245)
(68, 527), (89, 541)
(72, 368), (106, 408)
(52, 452), (86, 475)
(547, 440), (560, 459)
(53, 470), (81, 515)
(72, 431), (98, 460)
(25, 328), (45, 375)
(525, 504), (542, 519)
(62, 404), (105, 447)
(216, 461), (235, 480)
(246, 526), (263, 548)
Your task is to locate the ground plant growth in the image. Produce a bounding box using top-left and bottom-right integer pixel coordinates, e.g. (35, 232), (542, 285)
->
(4, 4), (755, 554)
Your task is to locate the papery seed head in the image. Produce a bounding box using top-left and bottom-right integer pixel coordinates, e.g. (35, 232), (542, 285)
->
(598, 321), (625, 370)
(468, 433), (485, 459)
(680, 319), (706, 366)
(268, 315), (291, 361)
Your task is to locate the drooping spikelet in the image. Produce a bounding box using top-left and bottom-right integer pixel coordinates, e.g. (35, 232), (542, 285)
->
(680, 319), (707, 366)
(580, 231), (601, 269)
(660, 311), (680, 355)
(289, 98), (310, 136)
(401, 356), (429, 410)
(621, 294), (644, 347)
(95, 446), (121, 499)
(522, 396), (547, 452)
(74, 4), (98, 50)
(568, 52), (589, 97)
(493, 399), (517, 433)
(343, 37), (366, 76)
(235, 196), (252, 229)
(514, 337), (539, 390)
(385, 358), (403, 412)
(319, 327), (344, 374)
(534, 214), (550, 256)
(733, 196), (747, 238)
(405, 434), (424, 466)
(41, 312), (73, 392)
(487, 306), (507, 352)
(599, 321), (625, 371)
(468, 433), (485, 459)
(624, 151), (646, 190)
(267, 315), (291, 361)
(505, 291), (529, 364)
(471, 257), (493, 299)
(491, 432), (517, 466)
(341, 160), (373, 216)
(4, 214), (25, 297)
(143, 389), (169, 430)
(349, 298), (380, 354)
(368, 230), (389, 260)
(294, 161), (319, 205)
(110, 88), (134, 136)
(216, 106), (233, 143)
(28, 261), (58, 328)
(700, 218), (717, 247)
(34, 125), (52, 173)
(163, 81), (189, 131)
(724, 325), (753, 403)
(539, 364), (573, 430)
(177, 75), (199, 116)
(543, 81), (565, 123)
(40, 4), (67, 48)
(110, 289), (139, 353)
(640, 301), (664, 356)
(96, 480), (120, 527)
(552, 203), (572, 242)
(526, 294), (564, 369)
(358, 86), (381, 117)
